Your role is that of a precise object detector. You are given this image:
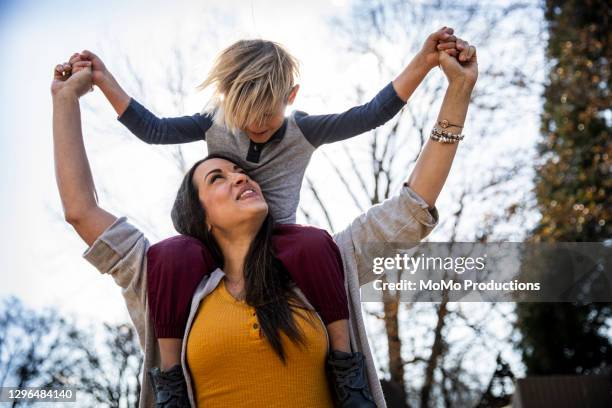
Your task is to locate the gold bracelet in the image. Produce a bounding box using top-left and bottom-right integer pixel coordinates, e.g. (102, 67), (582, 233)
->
(438, 119), (464, 129)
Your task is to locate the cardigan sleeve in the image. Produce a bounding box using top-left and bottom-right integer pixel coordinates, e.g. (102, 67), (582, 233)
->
(344, 183), (439, 286)
(83, 216), (149, 348)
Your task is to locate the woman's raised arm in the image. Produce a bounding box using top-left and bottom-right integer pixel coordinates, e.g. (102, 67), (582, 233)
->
(52, 61), (117, 246)
(406, 38), (478, 208)
(341, 38), (478, 285)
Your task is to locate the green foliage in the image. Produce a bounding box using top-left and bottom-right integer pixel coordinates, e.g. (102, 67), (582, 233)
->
(534, 0), (610, 242)
(517, 0), (612, 375)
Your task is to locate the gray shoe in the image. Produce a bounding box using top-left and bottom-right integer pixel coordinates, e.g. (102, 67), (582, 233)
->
(147, 365), (190, 408)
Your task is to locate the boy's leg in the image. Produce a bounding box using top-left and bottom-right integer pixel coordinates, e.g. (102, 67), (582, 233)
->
(271, 224), (350, 351)
(326, 320), (350, 352)
(147, 235), (219, 366)
(325, 319), (351, 353)
(146, 235), (218, 407)
(158, 340), (182, 371)
(272, 224), (376, 407)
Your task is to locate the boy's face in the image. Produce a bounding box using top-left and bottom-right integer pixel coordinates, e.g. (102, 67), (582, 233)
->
(244, 85), (300, 144)
(244, 106), (287, 143)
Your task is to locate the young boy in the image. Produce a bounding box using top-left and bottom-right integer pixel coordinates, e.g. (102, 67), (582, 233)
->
(68, 27), (459, 407)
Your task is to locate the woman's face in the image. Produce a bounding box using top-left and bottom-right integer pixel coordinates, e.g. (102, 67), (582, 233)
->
(192, 158), (268, 233)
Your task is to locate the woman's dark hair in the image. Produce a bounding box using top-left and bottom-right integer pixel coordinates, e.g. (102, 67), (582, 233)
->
(171, 154), (311, 362)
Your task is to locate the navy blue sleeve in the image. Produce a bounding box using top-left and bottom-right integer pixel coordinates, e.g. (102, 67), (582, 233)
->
(117, 98), (213, 145)
(295, 82), (406, 148)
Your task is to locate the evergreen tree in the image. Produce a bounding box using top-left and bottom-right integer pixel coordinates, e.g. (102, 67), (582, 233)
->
(517, 0), (611, 375)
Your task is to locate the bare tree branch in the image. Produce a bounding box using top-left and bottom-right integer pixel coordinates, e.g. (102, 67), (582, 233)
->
(305, 176), (335, 231)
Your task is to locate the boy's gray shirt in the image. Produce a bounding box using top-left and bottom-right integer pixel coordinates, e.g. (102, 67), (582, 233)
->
(204, 114), (313, 223)
(118, 82), (406, 224)
(83, 184), (439, 408)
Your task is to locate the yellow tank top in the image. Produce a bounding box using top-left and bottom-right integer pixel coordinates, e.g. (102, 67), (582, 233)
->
(186, 279), (334, 408)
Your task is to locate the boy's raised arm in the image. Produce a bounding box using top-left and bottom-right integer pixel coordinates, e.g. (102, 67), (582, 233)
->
(295, 80), (407, 148)
(295, 27), (458, 148)
(75, 50), (213, 145)
(77, 50), (131, 116)
(391, 27), (458, 100)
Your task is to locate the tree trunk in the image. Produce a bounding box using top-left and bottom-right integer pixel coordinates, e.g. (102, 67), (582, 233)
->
(384, 298), (408, 407)
(420, 298), (448, 408)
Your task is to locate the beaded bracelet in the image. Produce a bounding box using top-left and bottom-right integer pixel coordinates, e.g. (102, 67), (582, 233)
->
(430, 126), (465, 143)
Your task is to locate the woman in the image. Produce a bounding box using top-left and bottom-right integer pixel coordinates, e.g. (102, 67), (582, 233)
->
(51, 37), (477, 407)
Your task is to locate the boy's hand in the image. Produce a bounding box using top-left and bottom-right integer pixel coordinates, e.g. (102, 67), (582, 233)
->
(64, 50), (130, 115)
(418, 27), (458, 71)
(69, 50), (110, 88)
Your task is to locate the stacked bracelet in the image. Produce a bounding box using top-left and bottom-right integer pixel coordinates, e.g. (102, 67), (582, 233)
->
(438, 119), (464, 129)
(430, 126), (465, 143)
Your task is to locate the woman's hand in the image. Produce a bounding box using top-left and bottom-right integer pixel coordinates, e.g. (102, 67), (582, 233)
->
(51, 59), (93, 98)
(437, 37), (478, 89)
(417, 27), (459, 71)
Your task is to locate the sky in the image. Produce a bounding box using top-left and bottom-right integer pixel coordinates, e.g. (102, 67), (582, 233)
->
(0, 0), (544, 384)
(0, 0), (362, 323)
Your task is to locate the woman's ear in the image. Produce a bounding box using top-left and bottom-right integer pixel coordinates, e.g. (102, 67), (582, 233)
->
(287, 84), (300, 105)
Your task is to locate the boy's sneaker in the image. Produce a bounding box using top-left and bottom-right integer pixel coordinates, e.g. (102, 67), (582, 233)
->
(148, 365), (190, 408)
(327, 350), (377, 407)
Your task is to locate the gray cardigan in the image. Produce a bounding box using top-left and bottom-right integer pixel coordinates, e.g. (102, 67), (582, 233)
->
(83, 184), (439, 407)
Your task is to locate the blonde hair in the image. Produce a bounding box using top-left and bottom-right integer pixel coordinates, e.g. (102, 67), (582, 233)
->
(198, 39), (300, 133)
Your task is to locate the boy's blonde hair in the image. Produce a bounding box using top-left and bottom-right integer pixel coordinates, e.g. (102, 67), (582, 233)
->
(198, 39), (300, 133)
